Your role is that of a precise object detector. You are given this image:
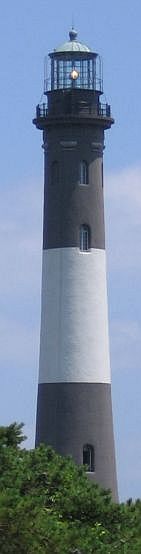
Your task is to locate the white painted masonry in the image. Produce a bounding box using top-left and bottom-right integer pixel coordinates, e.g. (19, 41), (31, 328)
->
(39, 248), (111, 384)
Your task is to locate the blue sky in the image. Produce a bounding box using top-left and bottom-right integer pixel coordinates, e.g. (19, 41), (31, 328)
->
(0, 1), (141, 501)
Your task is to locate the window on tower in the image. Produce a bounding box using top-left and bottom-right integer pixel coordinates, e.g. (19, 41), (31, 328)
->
(80, 224), (90, 251)
(79, 160), (88, 185)
(83, 444), (95, 472)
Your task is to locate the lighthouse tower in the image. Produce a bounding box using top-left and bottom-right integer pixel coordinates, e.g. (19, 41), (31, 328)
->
(33, 29), (118, 501)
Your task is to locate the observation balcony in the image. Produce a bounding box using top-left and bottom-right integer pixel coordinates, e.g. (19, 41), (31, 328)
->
(36, 102), (111, 119)
(33, 97), (114, 130)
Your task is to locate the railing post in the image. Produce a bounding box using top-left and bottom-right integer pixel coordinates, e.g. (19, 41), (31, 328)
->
(36, 104), (40, 118)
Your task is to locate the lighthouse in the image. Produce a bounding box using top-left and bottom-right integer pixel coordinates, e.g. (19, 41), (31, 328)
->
(33, 28), (118, 501)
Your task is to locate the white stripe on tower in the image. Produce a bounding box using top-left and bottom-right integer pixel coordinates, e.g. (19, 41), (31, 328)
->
(39, 247), (110, 384)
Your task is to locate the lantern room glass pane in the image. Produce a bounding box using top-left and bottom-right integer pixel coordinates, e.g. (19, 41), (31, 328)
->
(51, 57), (95, 90)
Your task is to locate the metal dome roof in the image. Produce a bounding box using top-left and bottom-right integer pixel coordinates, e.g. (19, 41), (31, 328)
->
(54, 28), (91, 53)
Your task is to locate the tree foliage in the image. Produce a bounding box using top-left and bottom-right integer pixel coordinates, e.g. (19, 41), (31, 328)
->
(0, 423), (140, 553)
(0, 422), (26, 448)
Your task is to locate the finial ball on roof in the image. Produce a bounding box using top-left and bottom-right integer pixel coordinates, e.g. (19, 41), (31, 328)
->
(69, 28), (78, 41)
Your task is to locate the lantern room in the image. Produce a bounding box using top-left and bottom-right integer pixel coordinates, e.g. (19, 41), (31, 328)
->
(34, 28), (113, 128)
(44, 28), (103, 93)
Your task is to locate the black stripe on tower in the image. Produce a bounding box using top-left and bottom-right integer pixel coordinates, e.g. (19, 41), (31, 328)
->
(43, 125), (105, 250)
(36, 382), (118, 502)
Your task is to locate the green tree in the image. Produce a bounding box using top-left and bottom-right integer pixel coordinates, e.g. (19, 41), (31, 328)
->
(0, 422), (26, 448)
